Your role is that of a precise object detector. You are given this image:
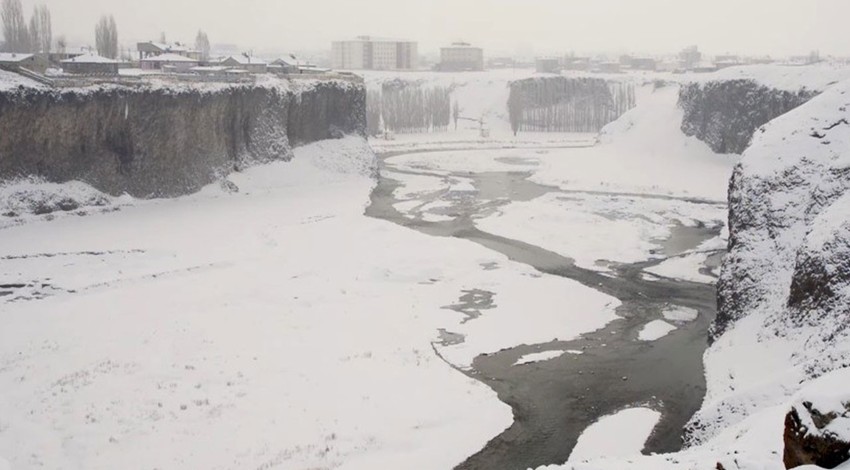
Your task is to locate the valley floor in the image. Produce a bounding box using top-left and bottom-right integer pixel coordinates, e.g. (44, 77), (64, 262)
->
(5, 77), (839, 470)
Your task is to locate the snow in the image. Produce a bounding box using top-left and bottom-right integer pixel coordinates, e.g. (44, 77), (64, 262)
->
(221, 55), (268, 65)
(140, 53), (198, 63)
(529, 85), (739, 201)
(514, 350), (582, 366)
(437, 272), (619, 368)
(475, 191), (725, 271)
(637, 320), (677, 341)
(0, 52), (34, 62)
(0, 68), (42, 91)
(0, 177), (128, 229)
(644, 252), (715, 283)
(689, 63), (850, 92)
(61, 54), (121, 64)
(564, 408), (662, 463)
(0, 136), (524, 469)
(662, 305), (700, 323)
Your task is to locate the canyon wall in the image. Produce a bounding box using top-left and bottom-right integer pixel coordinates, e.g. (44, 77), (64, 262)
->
(679, 79), (817, 154)
(684, 80), (850, 451)
(0, 78), (366, 197)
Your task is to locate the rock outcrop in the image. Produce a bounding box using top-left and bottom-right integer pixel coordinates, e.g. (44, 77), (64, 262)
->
(0, 77), (365, 197)
(784, 400), (850, 469)
(679, 79), (817, 154)
(683, 79), (850, 458)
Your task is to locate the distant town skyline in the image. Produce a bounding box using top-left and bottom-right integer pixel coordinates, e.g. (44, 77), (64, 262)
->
(6, 0), (850, 58)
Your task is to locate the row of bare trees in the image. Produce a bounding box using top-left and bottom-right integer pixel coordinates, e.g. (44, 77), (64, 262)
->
(1, 0), (53, 53)
(367, 82), (452, 134)
(508, 76), (636, 134)
(94, 15), (118, 58)
(3, 0), (212, 63)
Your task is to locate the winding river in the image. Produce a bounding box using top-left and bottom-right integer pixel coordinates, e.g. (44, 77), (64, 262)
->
(365, 145), (724, 470)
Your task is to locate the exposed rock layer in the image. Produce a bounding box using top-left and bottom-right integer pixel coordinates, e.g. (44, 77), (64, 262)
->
(679, 79), (817, 154)
(0, 79), (365, 197)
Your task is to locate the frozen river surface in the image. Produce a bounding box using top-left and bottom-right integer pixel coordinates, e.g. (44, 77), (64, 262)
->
(367, 144), (728, 470)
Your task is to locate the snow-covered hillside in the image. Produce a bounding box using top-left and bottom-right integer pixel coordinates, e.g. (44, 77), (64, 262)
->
(534, 76), (850, 470)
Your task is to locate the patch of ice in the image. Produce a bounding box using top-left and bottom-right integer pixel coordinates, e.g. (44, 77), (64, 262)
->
(514, 350), (582, 366)
(662, 306), (700, 323)
(637, 320), (677, 341)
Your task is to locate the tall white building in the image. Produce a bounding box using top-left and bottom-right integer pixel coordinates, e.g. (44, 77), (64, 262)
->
(331, 36), (418, 71)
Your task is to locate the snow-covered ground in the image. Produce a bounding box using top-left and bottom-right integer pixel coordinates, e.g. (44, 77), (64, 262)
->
(0, 136), (622, 469)
(4, 63), (850, 469)
(563, 408), (663, 464)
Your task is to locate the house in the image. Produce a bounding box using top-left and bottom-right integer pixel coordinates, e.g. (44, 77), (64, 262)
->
(140, 53), (199, 72)
(190, 66), (229, 78)
(219, 55), (268, 73)
(297, 64), (330, 75)
(269, 57), (299, 74)
(535, 57), (560, 74)
(0, 53), (37, 71)
(627, 57), (657, 71)
(49, 48), (86, 66)
(60, 54), (121, 74)
(594, 61), (622, 73)
(562, 57), (591, 71)
(137, 42), (201, 61)
(438, 42), (484, 71)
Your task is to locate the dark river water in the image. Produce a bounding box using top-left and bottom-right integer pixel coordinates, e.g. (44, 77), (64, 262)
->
(365, 147), (725, 470)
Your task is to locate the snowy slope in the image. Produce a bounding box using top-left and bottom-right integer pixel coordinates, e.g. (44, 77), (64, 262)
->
(533, 77), (850, 470)
(0, 137), (517, 469)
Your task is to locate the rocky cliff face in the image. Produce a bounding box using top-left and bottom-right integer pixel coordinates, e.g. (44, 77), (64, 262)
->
(679, 79), (817, 154)
(684, 80), (850, 452)
(0, 78), (365, 197)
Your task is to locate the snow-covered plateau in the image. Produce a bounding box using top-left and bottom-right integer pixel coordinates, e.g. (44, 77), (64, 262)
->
(2, 63), (850, 470)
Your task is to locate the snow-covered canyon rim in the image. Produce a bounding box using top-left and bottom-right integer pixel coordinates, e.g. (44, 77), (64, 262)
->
(0, 71), (366, 198)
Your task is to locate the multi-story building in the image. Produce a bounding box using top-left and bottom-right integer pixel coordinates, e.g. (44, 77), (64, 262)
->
(331, 36), (417, 70)
(438, 42), (484, 71)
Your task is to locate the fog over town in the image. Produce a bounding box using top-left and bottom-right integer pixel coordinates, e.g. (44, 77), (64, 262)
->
(12, 0), (850, 56)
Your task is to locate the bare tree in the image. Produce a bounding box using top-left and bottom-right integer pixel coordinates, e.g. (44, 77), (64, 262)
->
(195, 30), (210, 61)
(30, 4), (50, 53)
(158, 31), (166, 43)
(95, 14), (118, 58)
(55, 34), (66, 53)
(1, 0), (29, 52)
(452, 101), (460, 131)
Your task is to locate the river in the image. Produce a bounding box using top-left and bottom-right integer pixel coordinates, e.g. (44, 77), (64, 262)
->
(365, 145), (723, 470)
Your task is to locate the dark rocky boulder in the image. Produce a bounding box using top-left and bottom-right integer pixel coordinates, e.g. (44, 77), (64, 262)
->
(784, 401), (850, 469)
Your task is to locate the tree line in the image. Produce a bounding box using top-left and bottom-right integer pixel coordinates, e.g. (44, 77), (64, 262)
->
(1, 0), (51, 53)
(2, 0), (212, 62)
(366, 81), (452, 135)
(508, 76), (636, 134)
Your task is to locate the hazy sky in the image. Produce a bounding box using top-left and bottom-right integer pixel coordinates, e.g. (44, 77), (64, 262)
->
(14, 0), (850, 57)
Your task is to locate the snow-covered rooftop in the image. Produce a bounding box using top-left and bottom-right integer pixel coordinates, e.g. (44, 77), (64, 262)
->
(222, 55), (268, 65)
(61, 54), (121, 64)
(141, 53), (198, 63)
(139, 42), (194, 53)
(0, 53), (34, 63)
